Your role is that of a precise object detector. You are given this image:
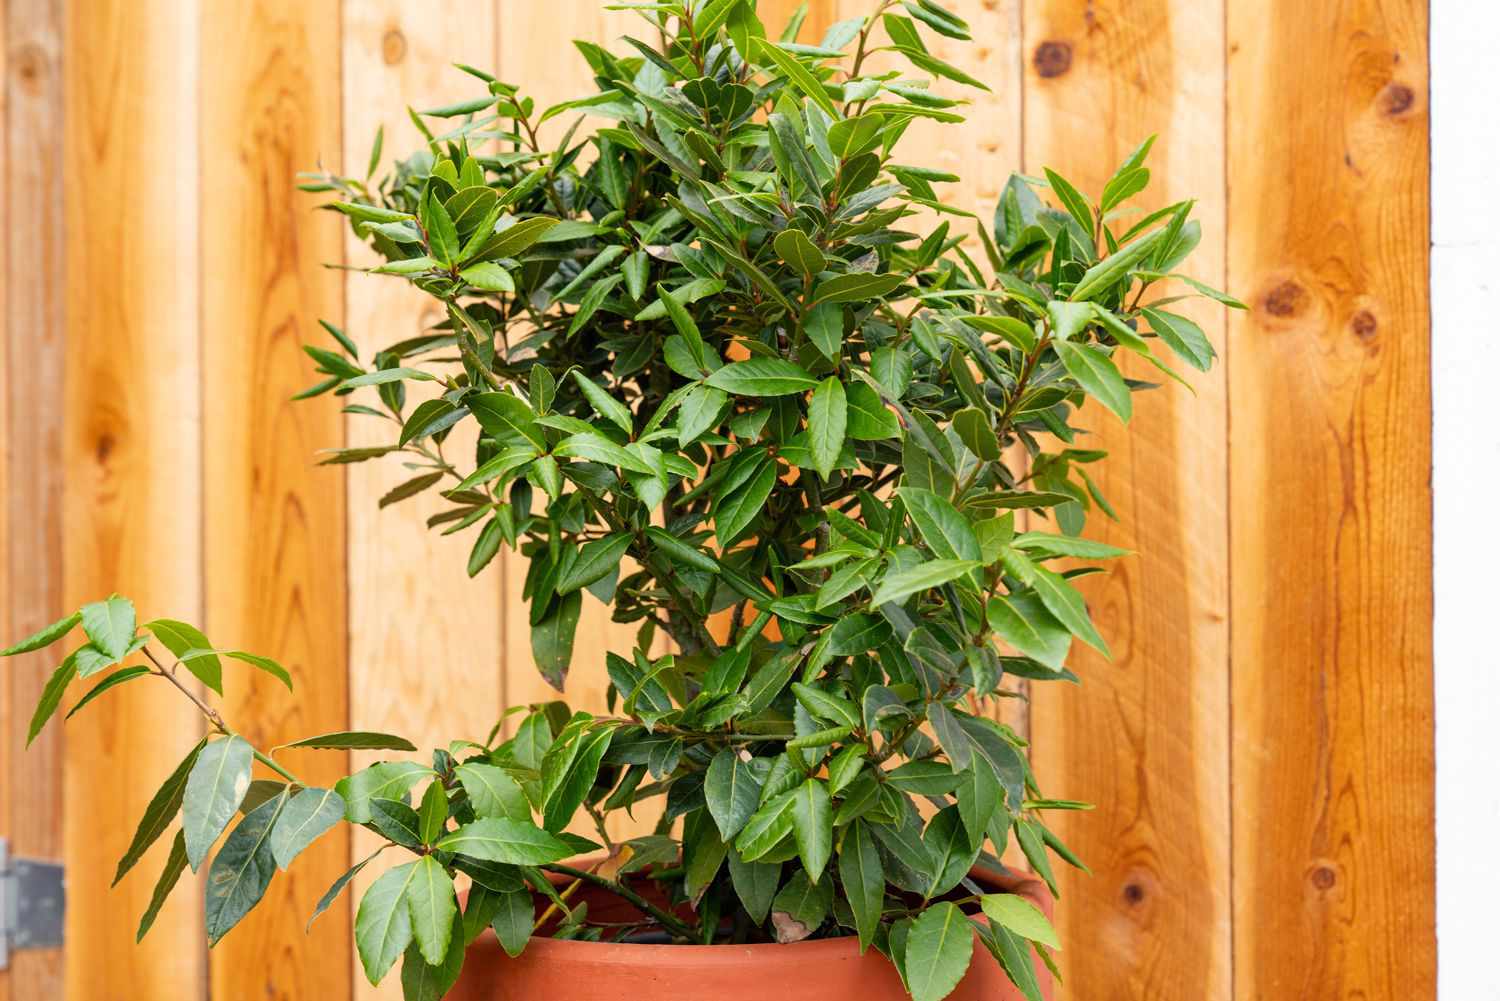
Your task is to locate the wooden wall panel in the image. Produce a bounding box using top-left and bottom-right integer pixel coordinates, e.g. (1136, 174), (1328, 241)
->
(62, 2), (206, 998)
(3, 0), (65, 997)
(1226, 1), (1434, 998)
(201, 2), (351, 999)
(1023, 2), (1232, 998)
(341, 4), (501, 997)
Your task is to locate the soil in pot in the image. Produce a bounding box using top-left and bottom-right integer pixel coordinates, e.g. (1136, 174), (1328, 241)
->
(449, 865), (1053, 1001)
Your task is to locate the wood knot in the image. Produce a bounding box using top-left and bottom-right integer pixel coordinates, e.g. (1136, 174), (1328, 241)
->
(381, 28), (407, 66)
(1310, 865), (1337, 890)
(14, 43), (46, 95)
(1033, 41), (1073, 79)
(95, 433), (116, 464)
(1263, 280), (1307, 318)
(1121, 882), (1146, 905)
(1350, 309), (1378, 341)
(1379, 82), (1415, 116)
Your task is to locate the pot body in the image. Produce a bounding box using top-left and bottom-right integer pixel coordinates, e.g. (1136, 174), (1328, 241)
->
(449, 868), (1053, 1001)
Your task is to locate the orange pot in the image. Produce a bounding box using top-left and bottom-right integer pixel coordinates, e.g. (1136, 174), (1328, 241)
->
(450, 867), (1053, 1001)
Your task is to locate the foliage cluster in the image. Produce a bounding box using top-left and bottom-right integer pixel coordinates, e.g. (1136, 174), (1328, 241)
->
(10, 2), (1237, 999)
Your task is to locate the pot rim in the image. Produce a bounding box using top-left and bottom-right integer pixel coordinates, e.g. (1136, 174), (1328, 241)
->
(511, 863), (1048, 958)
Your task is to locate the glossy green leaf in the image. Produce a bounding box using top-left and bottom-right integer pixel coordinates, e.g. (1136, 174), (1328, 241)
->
(807, 378), (847, 480)
(905, 901), (976, 1001)
(434, 818), (573, 865)
(356, 862), (418, 984)
(183, 735), (254, 871)
(706, 359), (818, 396)
(271, 787), (346, 870)
(2, 611), (80, 656)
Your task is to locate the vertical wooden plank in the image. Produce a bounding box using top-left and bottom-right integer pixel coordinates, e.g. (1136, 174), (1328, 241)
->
(1023, 2), (1232, 998)
(0, 9), (12, 999)
(3, 0), (65, 997)
(63, 1), (206, 998)
(201, 3), (351, 1000)
(342, 5), (500, 998)
(1227, 1), (1434, 998)
(1431, 4), (1500, 997)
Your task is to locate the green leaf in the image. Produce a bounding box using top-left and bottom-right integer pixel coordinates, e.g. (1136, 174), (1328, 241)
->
(905, 901), (976, 1001)
(791, 682), (861, 729)
(114, 737), (207, 885)
(790, 778), (832, 883)
(775, 228), (826, 276)
(1013, 531), (1128, 560)
(420, 189), (459, 265)
(752, 37), (838, 117)
(434, 817), (573, 865)
(400, 915), (465, 1001)
(983, 923), (1046, 1001)
(706, 748), (763, 840)
(183, 735), (254, 871)
(770, 868), (833, 943)
(270, 787), (346, 870)
(474, 216), (558, 261)
(405, 855), (458, 965)
(1042, 168), (1093, 238)
(807, 378), (847, 480)
(554, 432), (656, 474)
(455, 763), (530, 821)
(1046, 299), (1094, 342)
(1054, 340), (1132, 421)
(869, 559), (980, 607)
(987, 593), (1070, 670)
(840, 820), (884, 951)
(136, 829), (190, 942)
(222, 650), (294, 692)
(81, 596), (136, 660)
(459, 261), (515, 292)
(953, 406), (1000, 461)
(677, 384), (728, 446)
(803, 302), (843, 360)
(283, 730), (418, 752)
(356, 862), (418, 984)
(145, 617), (225, 693)
(65, 665), (150, 718)
(981, 893), (1058, 948)
(468, 392), (545, 450)
(706, 359), (818, 396)
(2, 610), (80, 656)
(846, 381), (899, 439)
(557, 533), (633, 594)
(1012, 556), (1110, 656)
(490, 888), (534, 957)
(897, 487), (981, 563)
(205, 789), (287, 945)
(813, 272), (904, 304)
(735, 789), (798, 861)
(530, 589), (582, 691)
(1068, 227), (1167, 302)
(1143, 306), (1215, 371)
(571, 371), (634, 435)
(714, 457), (777, 546)
(336, 762), (434, 824)
(644, 526), (720, 574)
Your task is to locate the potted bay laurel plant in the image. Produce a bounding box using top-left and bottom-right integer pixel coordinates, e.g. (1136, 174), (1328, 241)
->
(5, 2), (1240, 999)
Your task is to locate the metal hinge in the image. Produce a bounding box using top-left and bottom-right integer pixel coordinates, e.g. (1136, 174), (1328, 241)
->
(0, 838), (65, 970)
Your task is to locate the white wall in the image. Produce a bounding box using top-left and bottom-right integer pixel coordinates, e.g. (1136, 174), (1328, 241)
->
(1432, 3), (1500, 997)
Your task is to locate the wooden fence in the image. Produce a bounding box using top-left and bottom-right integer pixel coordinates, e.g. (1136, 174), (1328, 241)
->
(0, 1), (1433, 998)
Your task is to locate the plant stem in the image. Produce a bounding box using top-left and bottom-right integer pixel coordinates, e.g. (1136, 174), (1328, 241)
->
(541, 863), (697, 940)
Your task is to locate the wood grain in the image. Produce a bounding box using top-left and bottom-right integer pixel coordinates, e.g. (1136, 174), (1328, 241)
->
(1226, 1), (1435, 997)
(201, 2), (351, 999)
(1022, 2), (1232, 998)
(0, 9), (11, 1000)
(3, 0), (66, 996)
(341, 4), (502, 996)
(62, 2), (206, 998)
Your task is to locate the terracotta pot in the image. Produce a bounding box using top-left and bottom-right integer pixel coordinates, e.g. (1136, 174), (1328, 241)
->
(450, 866), (1053, 1001)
